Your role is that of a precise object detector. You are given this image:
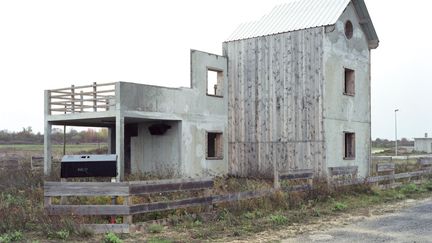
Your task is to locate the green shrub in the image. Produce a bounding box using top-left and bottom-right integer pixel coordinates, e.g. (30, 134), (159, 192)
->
(192, 220), (202, 227)
(400, 183), (425, 194)
(312, 208), (321, 217)
(103, 232), (123, 243)
(333, 202), (348, 211)
(216, 208), (229, 221)
(243, 211), (256, 219)
(269, 214), (288, 225)
(48, 229), (70, 241)
(424, 181), (432, 191)
(147, 224), (164, 234)
(0, 231), (23, 243)
(56, 229), (69, 241)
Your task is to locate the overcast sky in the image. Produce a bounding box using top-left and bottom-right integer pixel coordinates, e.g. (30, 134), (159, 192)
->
(0, 0), (431, 139)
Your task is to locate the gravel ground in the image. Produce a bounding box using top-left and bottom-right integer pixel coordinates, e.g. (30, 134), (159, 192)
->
(283, 198), (432, 243)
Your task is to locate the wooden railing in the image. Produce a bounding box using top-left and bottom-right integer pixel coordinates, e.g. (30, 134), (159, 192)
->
(48, 82), (116, 115)
(0, 158), (20, 170)
(44, 164), (432, 234)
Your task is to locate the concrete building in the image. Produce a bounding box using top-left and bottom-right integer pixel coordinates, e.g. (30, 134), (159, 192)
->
(44, 0), (379, 180)
(224, 0), (378, 178)
(414, 134), (432, 153)
(44, 50), (228, 180)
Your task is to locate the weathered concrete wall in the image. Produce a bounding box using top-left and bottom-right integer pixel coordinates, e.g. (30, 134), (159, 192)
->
(323, 2), (371, 178)
(121, 50), (228, 178)
(414, 139), (432, 153)
(223, 28), (326, 178)
(131, 121), (181, 176)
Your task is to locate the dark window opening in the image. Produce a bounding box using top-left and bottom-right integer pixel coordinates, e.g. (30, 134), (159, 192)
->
(207, 69), (223, 97)
(345, 20), (353, 39)
(344, 68), (355, 96)
(344, 132), (355, 159)
(207, 132), (223, 159)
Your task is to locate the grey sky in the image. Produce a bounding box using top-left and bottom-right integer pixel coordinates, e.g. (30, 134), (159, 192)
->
(0, 0), (431, 139)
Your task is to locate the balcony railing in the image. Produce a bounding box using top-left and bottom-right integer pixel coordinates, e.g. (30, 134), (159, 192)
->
(48, 82), (116, 115)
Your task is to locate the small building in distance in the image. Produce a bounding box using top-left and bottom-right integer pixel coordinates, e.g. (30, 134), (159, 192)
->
(414, 133), (432, 153)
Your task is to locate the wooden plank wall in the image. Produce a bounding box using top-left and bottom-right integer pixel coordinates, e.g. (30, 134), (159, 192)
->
(223, 28), (325, 178)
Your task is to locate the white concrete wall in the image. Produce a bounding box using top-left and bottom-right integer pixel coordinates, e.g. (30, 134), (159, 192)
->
(131, 121), (181, 176)
(121, 50), (228, 178)
(414, 139), (432, 153)
(323, 3), (371, 178)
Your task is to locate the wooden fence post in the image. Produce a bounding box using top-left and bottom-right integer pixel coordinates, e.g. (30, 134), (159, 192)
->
(80, 90), (84, 113)
(123, 196), (133, 225)
(71, 85), (75, 113)
(93, 82), (97, 112)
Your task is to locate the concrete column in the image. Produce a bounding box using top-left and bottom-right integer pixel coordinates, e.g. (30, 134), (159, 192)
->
(44, 90), (52, 176)
(116, 116), (125, 181)
(107, 127), (116, 154)
(44, 122), (52, 176)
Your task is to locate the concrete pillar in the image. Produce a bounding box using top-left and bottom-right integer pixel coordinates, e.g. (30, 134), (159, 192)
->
(107, 127), (116, 154)
(116, 116), (125, 181)
(43, 122), (52, 176)
(44, 90), (52, 176)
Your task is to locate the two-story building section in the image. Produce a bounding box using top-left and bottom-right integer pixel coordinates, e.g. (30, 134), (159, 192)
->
(44, 0), (379, 181)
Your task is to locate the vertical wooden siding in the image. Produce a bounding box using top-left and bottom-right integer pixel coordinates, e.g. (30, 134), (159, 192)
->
(224, 28), (325, 178)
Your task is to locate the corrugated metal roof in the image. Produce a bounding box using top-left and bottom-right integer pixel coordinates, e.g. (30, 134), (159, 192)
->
(225, 0), (379, 48)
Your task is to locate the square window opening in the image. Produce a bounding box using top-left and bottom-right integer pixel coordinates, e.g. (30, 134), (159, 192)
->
(344, 68), (355, 96)
(207, 132), (223, 159)
(344, 132), (355, 159)
(207, 69), (223, 97)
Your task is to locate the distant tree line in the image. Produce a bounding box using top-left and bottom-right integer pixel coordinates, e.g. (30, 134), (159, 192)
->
(372, 138), (413, 148)
(0, 127), (108, 145)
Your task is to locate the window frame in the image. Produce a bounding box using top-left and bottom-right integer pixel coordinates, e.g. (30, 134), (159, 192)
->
(343, 68), (355, 96)
(206, 131), (223, 160)
(345, 20), (353, 40)
(206, 67), (224, 98)
(343, 132), (356, 160)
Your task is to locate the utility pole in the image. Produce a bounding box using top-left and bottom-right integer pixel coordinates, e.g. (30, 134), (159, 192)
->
(395, 109), (399, 157)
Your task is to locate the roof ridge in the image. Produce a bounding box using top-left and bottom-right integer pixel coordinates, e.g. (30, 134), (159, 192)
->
(225, 0), (380, 44)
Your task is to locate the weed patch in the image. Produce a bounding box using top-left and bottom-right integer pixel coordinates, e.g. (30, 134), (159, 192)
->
(400, 183), (426, 194)
(269, 214), (288, 225)
(103, 232), (123, 243)
(147, 224), (164, 234)
(333, 202), (348, 211)
(0, 231), (23, 243)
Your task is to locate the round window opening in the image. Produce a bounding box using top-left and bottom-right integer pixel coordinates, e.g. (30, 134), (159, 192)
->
(345, 21), (353, 39)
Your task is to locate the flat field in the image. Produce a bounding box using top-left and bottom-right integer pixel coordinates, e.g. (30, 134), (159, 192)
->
(0, 143), (108, 160)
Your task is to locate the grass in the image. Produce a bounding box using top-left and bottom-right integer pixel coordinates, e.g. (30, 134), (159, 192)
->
(0, 144), (102, 242)
(0, 143), (108, 159)
(103, 232), (123, 243)
(372, 147), (386, 154)
(147, 224), (164, 234)
(2, 144), (432, 242)
(2, 170), (432, 242)
(150, 179), (432, 241)
(333, 202), (348, 211)
(269, 214), (288, 225)
(0, 231), (23, 243)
